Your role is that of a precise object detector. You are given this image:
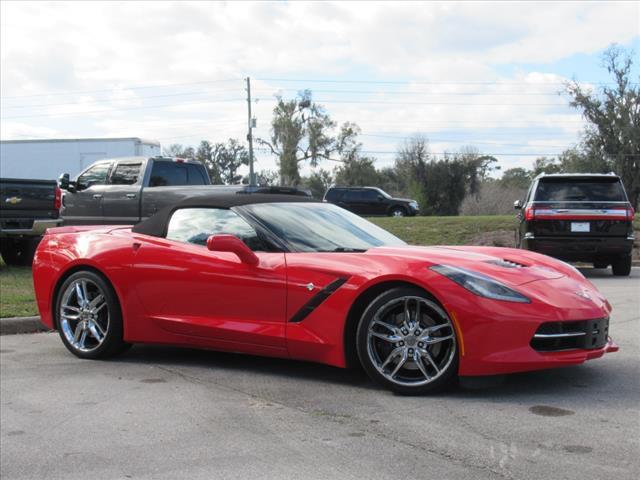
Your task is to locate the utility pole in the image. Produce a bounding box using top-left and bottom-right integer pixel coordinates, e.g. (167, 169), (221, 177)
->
(245, 77), (255, 186)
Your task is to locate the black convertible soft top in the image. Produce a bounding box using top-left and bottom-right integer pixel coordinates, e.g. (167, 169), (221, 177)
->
(132, 193), (317, 238)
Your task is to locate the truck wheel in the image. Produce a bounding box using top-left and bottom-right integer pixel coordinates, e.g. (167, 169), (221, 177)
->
(1, 239), (23, 266)
(611, 255), (632, 276)
(0, 238), (39, 267)
(1, 242), (20, 265)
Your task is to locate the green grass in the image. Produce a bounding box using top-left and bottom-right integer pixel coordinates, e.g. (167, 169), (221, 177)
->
(369, 215), (518, 245)
(0, 264), (37, 318)
(0, 215), (637, 318)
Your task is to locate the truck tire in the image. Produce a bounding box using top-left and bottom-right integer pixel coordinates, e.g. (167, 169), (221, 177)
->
(1, 240), (20, 266)
(0, 238), (39, 267)
(611, 255), (632, 277)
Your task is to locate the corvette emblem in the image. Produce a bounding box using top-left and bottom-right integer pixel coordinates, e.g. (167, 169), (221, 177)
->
(5, 196), (22, 205)
(575, 290), (591, 300)
(306, 283), (315, 291)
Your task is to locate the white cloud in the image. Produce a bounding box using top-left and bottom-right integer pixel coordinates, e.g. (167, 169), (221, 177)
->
(1, 0), (638, 173)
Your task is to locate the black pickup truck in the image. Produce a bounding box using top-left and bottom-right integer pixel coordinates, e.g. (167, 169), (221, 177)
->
(515, 173), (635, 276)
(0, 178), (62, 265)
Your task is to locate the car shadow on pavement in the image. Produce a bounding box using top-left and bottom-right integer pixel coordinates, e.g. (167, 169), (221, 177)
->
(110, 343), (633, 402)
(114, 344), (376, 390)
(456, 363), (633, 399)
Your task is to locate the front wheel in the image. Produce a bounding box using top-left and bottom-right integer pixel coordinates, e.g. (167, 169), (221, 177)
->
(611, 255), (632, 276)
(356, 287), (458, 394)
(390, 207), (406, 217)
(55, 270), (129, 359)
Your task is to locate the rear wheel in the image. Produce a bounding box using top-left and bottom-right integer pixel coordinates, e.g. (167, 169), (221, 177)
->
(55, 270), (129, 359)
(611, 255), (632, 277)
(356, 287), (458, 395)
(0, 238), (39, 266)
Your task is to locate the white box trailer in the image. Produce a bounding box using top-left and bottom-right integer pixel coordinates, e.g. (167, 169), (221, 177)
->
(0, 137), (161, 180)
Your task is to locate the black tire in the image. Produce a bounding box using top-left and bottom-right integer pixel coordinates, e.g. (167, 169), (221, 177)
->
(54, 270), (130, 359)
(389, 207), (406, 217)
(0, 239), (21, 266)
(0, 238), (38, 266)
(356, 287), (458, 395)
(611, 255), (632, 276)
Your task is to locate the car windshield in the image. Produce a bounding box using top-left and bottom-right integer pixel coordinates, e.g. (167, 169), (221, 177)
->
(239, 202), (406, 252)
(535, 178), (626, 202)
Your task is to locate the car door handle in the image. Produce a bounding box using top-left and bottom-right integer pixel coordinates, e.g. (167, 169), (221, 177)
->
(93, 194), (103, 200)
(126, 193), (136, 199)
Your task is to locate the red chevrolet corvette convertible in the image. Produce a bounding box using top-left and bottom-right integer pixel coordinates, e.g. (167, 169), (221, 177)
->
(32, 194), (618, 394)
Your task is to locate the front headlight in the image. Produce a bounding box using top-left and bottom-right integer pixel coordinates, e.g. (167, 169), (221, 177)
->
(430, 265), (531, 303)
(409, 201), (419, 210)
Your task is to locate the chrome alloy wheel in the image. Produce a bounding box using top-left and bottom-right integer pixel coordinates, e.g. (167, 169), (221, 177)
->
(366, 296), (456, 387)
(59, 278), (110, 353)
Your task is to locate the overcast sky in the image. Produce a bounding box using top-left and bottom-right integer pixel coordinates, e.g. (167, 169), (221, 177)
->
(1, 1), (638, 176)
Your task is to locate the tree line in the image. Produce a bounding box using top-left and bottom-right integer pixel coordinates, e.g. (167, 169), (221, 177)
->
(164, 45), (639, 211)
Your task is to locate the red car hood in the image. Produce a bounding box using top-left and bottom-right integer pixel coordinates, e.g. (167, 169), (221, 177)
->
(368, 245), (565, 286)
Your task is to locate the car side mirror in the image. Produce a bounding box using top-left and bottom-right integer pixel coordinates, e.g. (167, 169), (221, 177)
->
(378, 195), (384, 201)
(206, 234), (259, 265)
(58, 173), (70, 190)
(58, 173), (76, 193)
(514, 200), (522, 210)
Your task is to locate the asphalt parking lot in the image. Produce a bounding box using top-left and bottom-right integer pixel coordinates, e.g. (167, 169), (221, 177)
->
(1, 269), (638, 480)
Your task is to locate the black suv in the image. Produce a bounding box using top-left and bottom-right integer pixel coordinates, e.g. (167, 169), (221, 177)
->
(323, 186), (419, 217)
(515, 173), (635, 276)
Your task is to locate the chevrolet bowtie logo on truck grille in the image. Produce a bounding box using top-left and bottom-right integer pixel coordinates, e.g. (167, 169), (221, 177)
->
(4, 196), (22, 205)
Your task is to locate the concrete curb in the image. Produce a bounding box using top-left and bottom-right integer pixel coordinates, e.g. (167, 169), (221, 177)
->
(0, 316), (49, 335)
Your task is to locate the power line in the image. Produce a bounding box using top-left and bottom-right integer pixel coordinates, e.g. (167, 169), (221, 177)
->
(1, 89), (243, 109)
(339, 119), (585, 125)
(156, 128), (245, 141)
(358, 133), (577, 149)
(3, 75), (634, 100)
(254, 87), (568, 97)
(0, 87), (571, 111)
(1, 98), (245, 119)
(0, 78), (242, 99)
(256, 98), (571, 107)
(256, 77), (634, 86)
(254, 147), (639, 157)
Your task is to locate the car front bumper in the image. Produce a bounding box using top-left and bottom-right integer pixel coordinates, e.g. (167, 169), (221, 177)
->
(428, 271), (619, 377)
